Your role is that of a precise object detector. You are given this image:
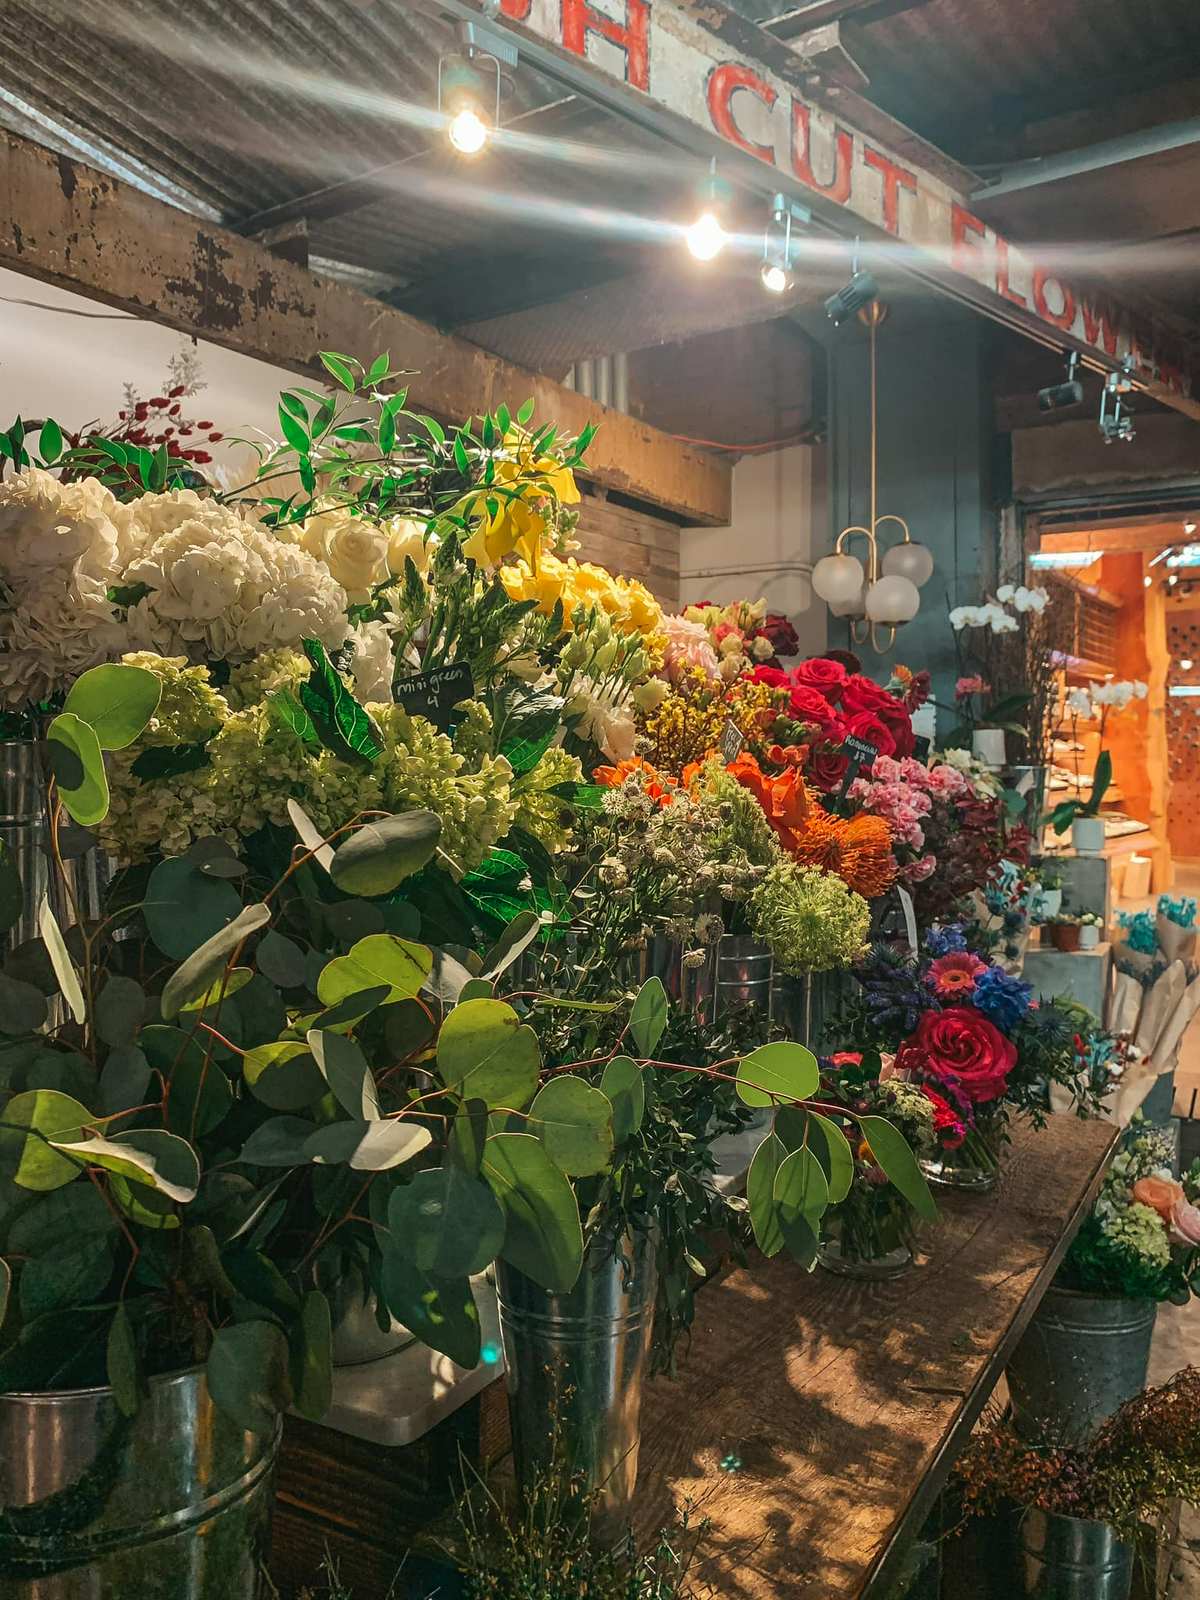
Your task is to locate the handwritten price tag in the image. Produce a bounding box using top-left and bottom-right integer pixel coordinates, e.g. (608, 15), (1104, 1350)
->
(393, 663), (475, 729)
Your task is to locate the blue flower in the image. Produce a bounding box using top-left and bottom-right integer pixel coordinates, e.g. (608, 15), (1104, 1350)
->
(925, 924), (967, 956)
(972, 966), (1032, 1030)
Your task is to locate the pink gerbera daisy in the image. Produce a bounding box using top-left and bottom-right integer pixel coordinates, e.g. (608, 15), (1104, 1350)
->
(927, 951), (987, 998)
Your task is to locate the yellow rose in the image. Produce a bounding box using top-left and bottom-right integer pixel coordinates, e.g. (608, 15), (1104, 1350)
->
(300, 510), (388, 600)
(384, 516), (434, 577)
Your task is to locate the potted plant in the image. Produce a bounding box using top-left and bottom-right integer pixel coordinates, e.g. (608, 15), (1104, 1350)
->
(956, 1366), (1200, 1600)
(1048, 913), (1083, 952)
(1006, 1125), (1200, 1447)
(1049, 680), (1147, 855)
(814, 1051), (939, 1278)
(948, 582), (1058, 770)
(1079, 911), (1104, 950)
(1031, 858), (1064, 922)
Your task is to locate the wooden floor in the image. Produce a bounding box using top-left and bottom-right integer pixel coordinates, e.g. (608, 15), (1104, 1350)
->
(630, 1114), (1119, 1600)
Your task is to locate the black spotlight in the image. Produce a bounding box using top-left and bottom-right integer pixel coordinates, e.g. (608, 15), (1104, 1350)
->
(1037, 351), (1083, 413)
(824, 269), (878, 325)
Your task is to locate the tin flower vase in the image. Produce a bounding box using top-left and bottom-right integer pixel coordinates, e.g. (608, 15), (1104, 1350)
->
(818, 1182), (914, 1279)
(0, 739), (109, 947)
(920, 1103), (1008, 1192)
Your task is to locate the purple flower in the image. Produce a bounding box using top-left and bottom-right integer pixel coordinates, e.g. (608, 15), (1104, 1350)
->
(926, 924), (968, 956)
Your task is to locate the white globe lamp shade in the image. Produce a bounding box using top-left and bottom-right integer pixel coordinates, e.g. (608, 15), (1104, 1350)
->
(866, 574), (921, 624)
(881, 540), (934, 588)
(812, 552), (867, 606)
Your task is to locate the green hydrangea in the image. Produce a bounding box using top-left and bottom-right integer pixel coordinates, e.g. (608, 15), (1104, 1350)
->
(511, 745), (583, 854)
(880, 1080), (936, 1155)
(374, 705), (515, 878)
(748, 861), (870, 975)
(120, 652), (227, 744)
(223, 648), (310, 711)
(452, 698), (498, 763)
(1102, 1201), (1172, 1270)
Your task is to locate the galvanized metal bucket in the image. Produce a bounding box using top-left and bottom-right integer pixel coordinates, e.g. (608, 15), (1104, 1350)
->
(642, 935), (773, 1028)
(1018, 1509), (1134, 1600)
(494, 1230), (658, 1542)
(0, 1366), (279, 1596)
(0, 740), (109, 950)
(1006, 1286), (1157, 1446)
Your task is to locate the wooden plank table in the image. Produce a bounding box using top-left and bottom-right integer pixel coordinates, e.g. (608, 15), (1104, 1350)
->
(630, 1114), (1119, 1600)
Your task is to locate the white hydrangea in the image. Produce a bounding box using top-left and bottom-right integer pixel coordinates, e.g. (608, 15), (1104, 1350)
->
(347, 619), (396, 703)
(121, 497), (350, 664)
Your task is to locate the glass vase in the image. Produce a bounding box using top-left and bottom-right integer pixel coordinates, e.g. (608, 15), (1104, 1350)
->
(818, 1184), (914, 1279)
(919, 1103), (1008, 1191)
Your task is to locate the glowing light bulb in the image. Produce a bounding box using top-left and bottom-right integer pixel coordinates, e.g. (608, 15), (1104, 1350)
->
(1182, 659), (1194, 671)
(760, 261), (790, 294)
(448, 106), (489, 155)
(1144, 576), (1153, 588)
(686, 210), (727, 262)
(1170, 574), (1179, 586)
(1186, 521), (1197, 535)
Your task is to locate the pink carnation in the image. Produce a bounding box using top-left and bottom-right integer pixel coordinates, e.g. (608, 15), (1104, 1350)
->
(662, 614), (720, 682)
(927, 763), (969, 797)
(903, 853), (937, 883)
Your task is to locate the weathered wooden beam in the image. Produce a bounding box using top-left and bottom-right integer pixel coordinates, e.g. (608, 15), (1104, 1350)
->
(0, 129), (731, 527)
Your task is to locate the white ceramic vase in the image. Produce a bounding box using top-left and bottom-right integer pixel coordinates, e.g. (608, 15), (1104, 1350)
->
(972, 728), (1006, 769)
(1072, 815), (1106, 854)
(1079, 923), (1101, 949)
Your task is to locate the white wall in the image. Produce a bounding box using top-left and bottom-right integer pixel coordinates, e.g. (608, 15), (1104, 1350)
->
(0, 267), (293, 483)
(680, 442), (827, 654)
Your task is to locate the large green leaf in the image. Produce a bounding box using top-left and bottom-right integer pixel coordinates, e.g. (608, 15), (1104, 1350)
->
(304, 1119), (431, 1171)
(306, 1029), (380, 1119)
(629, 977), (668, 1058)
(317, 935), (433, 1009)
(160, 903), (271, 1020)
(774, 1146), (829, 1227)
(299, 638), (383, 766)
(1, 1088), (90, 1190)
(436, 998), (540, 1109)
(736, 1041), (820, 1109)
(329, 811), (441, 896)
(46, 713), (109, 827)
(50, 1129), (200, 1203)
(380, 1255), (481, 1368)
(107, 1303), (140, 1417)
(38, 898), (86, 1023)
(141, 1024), (233, 1138)
(389, 1166), (505, 1278)
(600, 1056), (645, 1145)
(239, 1116), (319, 1167)
(480, 910), (542, 979)
(0, 971), (48, 1035)
(256, 930), (308, 989)
(97, 1045), (152, 1119)
(530, 1075), (614, 1177)
(20, 1237), (114, 1319)
(243, 1041), (325, 1111)
(858, 1115), (938, 1222)
(289, 1290), (332, 1422)
(207, 1319), (292, 1435)
(482, 1132), (582, 1293)
(807, 1111), (855, 1204)
(63, 663), (161, 750)
(746, 1132), (786, 1258)
(144, 857), (243, 962)
(7, 1182), (114, 1255)
(95, 975), (146, 1047)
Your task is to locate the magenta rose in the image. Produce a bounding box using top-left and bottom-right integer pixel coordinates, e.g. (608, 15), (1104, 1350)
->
(792, 655), (848, 703)
(898, 1007), (1017, 1105)
(844, 708), (898, 758)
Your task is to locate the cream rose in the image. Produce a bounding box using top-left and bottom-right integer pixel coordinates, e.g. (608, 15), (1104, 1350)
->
(300, 510), (388, 600)
(385, 516), (435, 578)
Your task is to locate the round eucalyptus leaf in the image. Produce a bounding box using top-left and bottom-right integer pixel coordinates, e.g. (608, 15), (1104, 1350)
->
(256, 930), (308, 990)
(46, 714), (108, 827)
(1, 1088), (90, 1191)
(97, 1045), (152, 1119)
(94, 975), (146, 1048)
(379, 1255), (481, 1370)
(20, 1237), (115, 1320)
(322, 899), (386, 944)
(482, 1131), (583, 1294)
(183, 837), (247, 879)
(160, 903), (270, 1020)
(329, 810), (441, 897)
(0, 971), (48, 1036)
(50, 1129), (200, 1203)
(530, 1075), (614, 1177)
(207, 1319), (292, 1436)
(436, 998), (540, 1110)
(304, 1119), (431, 1171)
(600, 1056), (646, 1145)
(238, 1116), (319, 1167)
(144, 857), (243, 962)
(243, 1041), (325, 1112)
(388, 1166), (505, 1278)
(62, 663), (161, 750)
(736, 1041), (820, 1109)
(306, 1029), (380, 1120)
(316, 935), (433, 1009)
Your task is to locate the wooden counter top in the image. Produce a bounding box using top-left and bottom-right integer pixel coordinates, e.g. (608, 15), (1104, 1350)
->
(631, 1114), (1119, 1600)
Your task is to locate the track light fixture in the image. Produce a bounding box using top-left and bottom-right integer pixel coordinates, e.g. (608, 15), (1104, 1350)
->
(759, 193), (811, 294)
(685, 158), (731, 262)
(1099, 357), (1136, 444)
(438, 19), (516, 157)
(1037, 351), (1083, 413)
(824, 244), (878, 325)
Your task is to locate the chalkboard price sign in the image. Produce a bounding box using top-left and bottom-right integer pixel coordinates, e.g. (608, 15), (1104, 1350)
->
(393, 663), (475, 729)
(719, 720), (746, 764)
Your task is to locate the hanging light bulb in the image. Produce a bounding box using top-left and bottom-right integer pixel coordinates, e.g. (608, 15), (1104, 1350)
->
(812, 552), (867, 606)
(438, 27), (508, 159)
(866, 574), (920, 624)
(448, 104), (489, 154)
(881, 540), (934, 587)
(686, 158), (731, 263)
(760, 193), (796, 293)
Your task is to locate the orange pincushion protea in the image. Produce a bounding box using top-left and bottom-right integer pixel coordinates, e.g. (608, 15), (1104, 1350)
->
(788, 809), (897, 897)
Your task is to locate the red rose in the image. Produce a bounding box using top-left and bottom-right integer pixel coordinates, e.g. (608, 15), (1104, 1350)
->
(752, 665), (791, 694)
(787, 684), (841, 732)
(840, 673), (896, 716)
(844, 708), (898, 758)
(792, 655), (848, 702)
(899, 1007), (1016, 1105)
(805, 742), (850, 792)
(874, 696), (915, 758)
